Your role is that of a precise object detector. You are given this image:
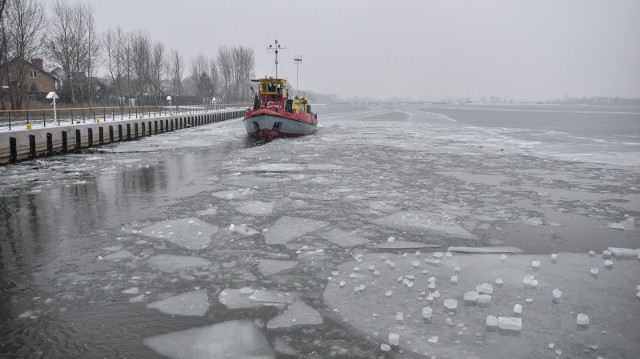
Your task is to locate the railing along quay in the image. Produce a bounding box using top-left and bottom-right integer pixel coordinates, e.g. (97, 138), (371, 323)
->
(0, 104), (249, 165)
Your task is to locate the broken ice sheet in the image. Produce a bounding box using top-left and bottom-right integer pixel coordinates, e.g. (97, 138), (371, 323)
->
(235, 201), (274, 216)
(266, 301), (323, 329)
(146, 290), (209, 316)
(218, 288), (297, 309)
(372, 210), (477, 239)
(103, 249), (134, 260)
(144, 320), (274, 359)
(139, 218), (218, 250)
(323, 252), (640, 357)
(319, 228), (370, 247)
(146, 254), (211, 273)
(374, 241), (442, 250)
(257, 259), (299, 276)
(447, 246), (523, 254)
(264, 216), (327, 245)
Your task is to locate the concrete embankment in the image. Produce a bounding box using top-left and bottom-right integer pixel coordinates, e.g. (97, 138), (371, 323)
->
(0, 109), (245, 165)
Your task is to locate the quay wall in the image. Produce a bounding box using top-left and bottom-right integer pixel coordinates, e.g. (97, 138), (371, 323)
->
(0, 109), (245, 165)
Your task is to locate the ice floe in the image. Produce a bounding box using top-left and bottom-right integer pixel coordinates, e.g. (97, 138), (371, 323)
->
(257, 259), (299, 276)
(235, 201), (274, 216)
(264, 216), (327, 245)
(266, 301), (323, 329)
(103, 249), (133, 260)
(374, 241), (442, 250)
(319, 228), (370, 247)
(139, 218), (218, 250)
(146, 255), (211, 272)
(146, 290), (209, 316)
(448, 246), (523, 254)
(373, 211), (477, 239)
(143, 320), (274, 359)
(218, 288), (297, 309)
(229, 223), (259, 237)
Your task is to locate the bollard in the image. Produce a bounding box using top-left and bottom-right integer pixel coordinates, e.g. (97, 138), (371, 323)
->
(154, 120), (158, 134)
(141, 122), (145, 137)
(170, 119), (174, 131)
(118, 125), (123, 141)
(109, 126), (114, 143)
(29, 135), (36, 159)
(148, 122), (152, 136)
(126, 123), (131, 140)
(62, 131), (68, 154)
(87, 128), (93, 147)
(75, 129), (81, 153)
(10, 137), (18, 162)
(134, 123), (139, 139)
(165, 119), (169, 131)
(99, 127), (104, 145)
(46, 133), (53, 156)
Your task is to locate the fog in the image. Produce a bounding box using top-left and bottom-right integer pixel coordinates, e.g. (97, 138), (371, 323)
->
(76, 1), (640, 100)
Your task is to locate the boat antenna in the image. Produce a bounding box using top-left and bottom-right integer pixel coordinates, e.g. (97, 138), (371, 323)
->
(268, 39), (286, 79)
(294, 55), (302, 96)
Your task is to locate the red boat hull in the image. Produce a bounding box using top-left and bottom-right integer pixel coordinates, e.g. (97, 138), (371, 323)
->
(244, 108), (317, 139)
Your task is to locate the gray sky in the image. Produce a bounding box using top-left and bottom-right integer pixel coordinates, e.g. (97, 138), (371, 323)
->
(83, 0), (640, 100)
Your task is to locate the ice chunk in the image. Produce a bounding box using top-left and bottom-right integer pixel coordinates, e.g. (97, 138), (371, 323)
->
(122, 287), (139, 295)
(129, 294), (145, 303)
(551, 253), (558, 263)
(395, 312), (404, 322)
(444, 299), (458, 313)
(602, 250), (612, 259)
(497, 317), (522, 332)
(146, 255), (211, 273)
(143, 320), (274, 359)
(447, 246), (523, 254)
(607, 247), (640, 260)
(532, 261), (541, 271)
(588, 251), (595, 257)
(607, 222), (625, 230)
(211, 188), (254, 200)
(486, 315), (498, 331)
(478, 294), (492, 307)
(257, 259), (298, 276)
(577, 313), (589, 328)
(590, 268), (599, 279)
(513, 304), (522, 315)
(373, 211), (477, 239)
(525, 217), (543, 226)
(422, 306), (433, 322)
(140, 218), (218, 250)
(604, 260), (613, 269)
(463, 291), (479, 305)
(552, 289), (562, 303)
(451, 275), (458, 285)
(432, 252), (444, 259)
(319, 228), (370, 247)
(428, 336), (438, 343)
(273, 337), (298, 356)
(476, 283), (494, 295)
(389, 333), (400, 346)
(375, 241), (441, 250)
(266, 301), (323, 329)
(412, 260), (420, 267)
(104, 249), (133, 260)
(229, 224), (259, 237)
(424, 259), (442, 267)
(495, 278), (503, 287)
(380, 343), (391, 352)
(264, 216), (327, 245)
(235, 201), (274, 216)
(500, 254), (507, 262)
(147, 290), (209, 316)
(523, 275), (535, 288)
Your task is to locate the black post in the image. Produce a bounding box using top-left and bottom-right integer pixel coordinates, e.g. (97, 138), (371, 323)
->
(28, 135), (36, 159)
(141, 122), (145, 137)
(126, 123), (131, 140)
(87, 128), (93, 147)
(62, 131), (68, 154)
(75, 129), (81, 153)
(46, 133), (53, 156)
(9, 137), (17, 162)
(99, 127), (104, 145)
(134, 123), (139, 139)
(109, 126), (114, 143)
(154, 121), (158, 134)
(118, 125), (123, 141)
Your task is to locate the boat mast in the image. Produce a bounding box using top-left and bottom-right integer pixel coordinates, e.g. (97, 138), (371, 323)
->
(268, 39), (286, 79)
(294, 55), (302, 96)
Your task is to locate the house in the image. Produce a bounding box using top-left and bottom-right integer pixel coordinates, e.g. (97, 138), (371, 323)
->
(1, 58), (60, 94)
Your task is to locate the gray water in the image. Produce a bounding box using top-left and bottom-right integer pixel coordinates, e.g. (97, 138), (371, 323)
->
(1, 103), (639, 358)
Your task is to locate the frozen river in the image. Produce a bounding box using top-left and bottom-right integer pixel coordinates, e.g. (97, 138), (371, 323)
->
(0, 103), (639, 358)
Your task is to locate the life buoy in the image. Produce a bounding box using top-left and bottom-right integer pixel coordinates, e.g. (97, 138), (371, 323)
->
(266, 101), (273, 107)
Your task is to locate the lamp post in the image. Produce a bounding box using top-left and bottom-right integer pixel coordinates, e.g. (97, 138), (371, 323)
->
(294, 55), (302, 97)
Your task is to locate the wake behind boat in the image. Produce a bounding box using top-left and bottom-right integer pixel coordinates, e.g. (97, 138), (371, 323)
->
(243, 40), (318, 139)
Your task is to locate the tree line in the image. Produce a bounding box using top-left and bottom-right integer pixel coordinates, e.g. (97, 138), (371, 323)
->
(0, 0), (255, 110)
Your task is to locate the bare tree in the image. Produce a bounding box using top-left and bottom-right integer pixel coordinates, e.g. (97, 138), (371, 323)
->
(231, 46), (254, 102)
(2, 0), (45, 109)
(83, 2), (100, 105)
(191, 53), (213, 103)
(129, 30), (151, 103)
(168, 48), (183, 105)
(102, 26), (126, 101)
(149, 40), (165, 102)
(216, 46), (232, 103)
(208, 56), (219, 99)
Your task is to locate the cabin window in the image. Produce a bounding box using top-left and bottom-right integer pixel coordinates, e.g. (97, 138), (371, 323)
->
(267, 83), (276, 92)
(29, 70), (37, 78)
(262, 83), (267, 92)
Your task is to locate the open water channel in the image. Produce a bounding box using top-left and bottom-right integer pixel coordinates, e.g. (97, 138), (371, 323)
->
(0, 103), (639, 358)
